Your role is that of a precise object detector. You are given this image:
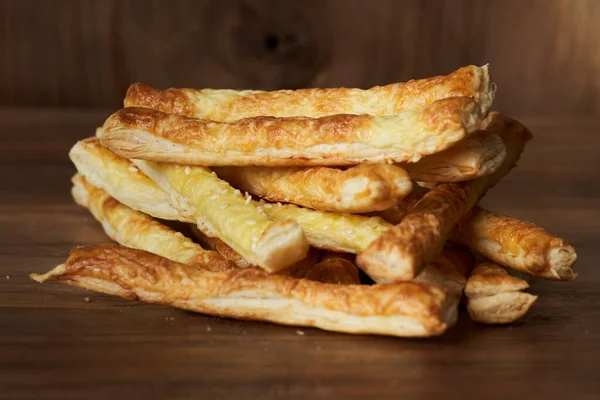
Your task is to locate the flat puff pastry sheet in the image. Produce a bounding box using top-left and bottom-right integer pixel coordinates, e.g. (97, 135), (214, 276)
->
(72, 174), (235, 272)
(357, 113), (532, 282)
(213, 164), (412, 213)
(124, 65), (495, 121)
(31, 244), (458, 338)
(465, 263), (537, 324)
(399, 128), (507, 182)
(131, 159), (309, 273)
(99, 97), (485, 167)
(454, 207), (577, 281)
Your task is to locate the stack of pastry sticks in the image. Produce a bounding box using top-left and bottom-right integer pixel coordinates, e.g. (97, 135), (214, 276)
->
(31, 65), (578, 338)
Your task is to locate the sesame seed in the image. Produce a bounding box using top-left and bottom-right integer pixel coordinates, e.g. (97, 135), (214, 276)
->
(233, 189), (241, 196)
(245, 196), (252, 205)
(218, 204), (228, 210)
(277, 202), (282, 207)
(246, 220), (256, 225)
(263, 203), (273, 209)
(210, 194), (219, 200)
(211, 171), (217, 176)
(184, 166), (191, 175)
(128, 166), (138, 172)
(296, 330), (305, 336)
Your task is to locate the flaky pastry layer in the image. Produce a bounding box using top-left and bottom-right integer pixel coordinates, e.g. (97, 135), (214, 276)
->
(131, 160), (309, 273)
(100, 97), (485, 166)
(31, 244), (457, 338)
(357, 113), (532, 282)
(465, 263), (537, 324)
(304, 252), (361, 285)
(214, 164), (412, 213)
(72, 174), (234, 272)
(125, 65), (495, 121)
(399, 129), (507, 182)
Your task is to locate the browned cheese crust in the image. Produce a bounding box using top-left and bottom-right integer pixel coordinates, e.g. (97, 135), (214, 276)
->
(99, 97), (485, 167)
(357, 113), (532, 282)
(214, 164), (412, 213)
(454, 208), (577, 281)
(31, 244), (458, 337)
(124, 65), (495, 121)
(465, 262), (537, 324)
(72, 174), (234, 272)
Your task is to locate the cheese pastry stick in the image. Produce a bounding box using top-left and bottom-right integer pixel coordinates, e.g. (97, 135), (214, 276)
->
(69, 138), (180, 220)
(399, 129), (507, 182)
(125, 65), (494, 120)
(214, 164), (412, 213)
(414, 246), (474, 301)
(99, 97), (485, 167)
(31, 244), (458, 338)
(69, 141), (394, 259)
(71, 174), (234, 272)
(131, 160), (309, 272)
(464, 262), (537, 324)
(304, 252), (361, 285)
(358, 113), (531, 282)
(454, 208), (577, 281)
(256, 201), (390, 254)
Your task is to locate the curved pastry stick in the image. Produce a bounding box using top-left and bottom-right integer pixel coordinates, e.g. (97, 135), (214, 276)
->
(124, 65), (494, 120)
(99, 97), (485, 167)
(358, 113), (532, 282)
(131, 160), (309, 273)
(31, 244), (458, 338)
(454, 208), (577, 281)
(213, 164), (413, 213)
(368, 184), (428, 223)
(304, 252), (361, 285)
(464, 262), (537, 324)
(69, 138), (179, 220)
(399, 129), (507, 182)
(71, 174), (234, 272)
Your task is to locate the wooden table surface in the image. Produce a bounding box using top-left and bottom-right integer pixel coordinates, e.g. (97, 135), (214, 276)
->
(1, 110), (599, 399)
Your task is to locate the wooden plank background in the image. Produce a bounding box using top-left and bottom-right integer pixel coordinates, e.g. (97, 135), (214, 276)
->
(1, 0), (599, 115)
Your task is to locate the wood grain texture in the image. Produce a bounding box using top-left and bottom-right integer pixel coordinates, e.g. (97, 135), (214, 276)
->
(1, 0), (600, 115)
(1, 110), (600, 399)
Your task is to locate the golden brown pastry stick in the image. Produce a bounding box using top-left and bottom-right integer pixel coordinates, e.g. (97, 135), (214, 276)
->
(69, 138), (180, 220)
(31, 244), (458, 338)
(99, 97), (485, 167)
(454, 208), (577, 281)
(399, 129), (507, 182)
(464, 262), (537, 324)
(71, 174), (234, 272)
(130, 159), (309, 273)
(124, 65), (495, 121)
(70, 140), (393, 257)
(357, 113), (532, 282)
(213, 164), (413, 213)
(304, 252), (361, 285)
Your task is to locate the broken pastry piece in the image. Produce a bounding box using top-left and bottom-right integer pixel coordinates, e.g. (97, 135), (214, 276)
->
(131, 160), (309, 273)
(454, 207), (577, 281)
(31, 244), (458, 338)
(357, 113), (531, 282)
(124, 65), (494, 120)
(99, 97), (485, 167)
(464, 262), (537, 324)
(71, 174), (234, 272)
(213, 164), (413, 213)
